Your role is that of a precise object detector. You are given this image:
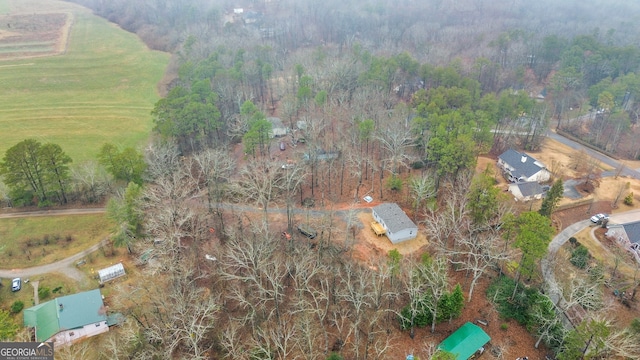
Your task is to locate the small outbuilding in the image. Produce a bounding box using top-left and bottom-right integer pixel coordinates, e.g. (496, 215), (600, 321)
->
(98, 263), (126, 284)
(437, 322), (491, 359)
(508, 181), (545, 202)
(371, 203), (417, 244)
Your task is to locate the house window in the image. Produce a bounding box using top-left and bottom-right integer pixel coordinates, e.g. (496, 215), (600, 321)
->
(96, 323), (101, 327)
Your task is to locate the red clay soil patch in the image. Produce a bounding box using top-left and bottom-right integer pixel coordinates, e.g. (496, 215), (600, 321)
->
(350, 212), (549, 359)
(553, 200), (613, 231)
(0, 12), (70, 60)
(385, 271), (550, 360)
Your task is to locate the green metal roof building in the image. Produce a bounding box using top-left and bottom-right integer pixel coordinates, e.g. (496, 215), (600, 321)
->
(23, 289), (108, 343)
(437, 322), (491, 360)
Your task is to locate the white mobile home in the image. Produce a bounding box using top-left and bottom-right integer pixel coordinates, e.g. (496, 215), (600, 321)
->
(372, 203), (418, 244)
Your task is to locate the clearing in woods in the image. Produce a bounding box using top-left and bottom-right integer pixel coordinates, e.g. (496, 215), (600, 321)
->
(0, 0), (169, 162)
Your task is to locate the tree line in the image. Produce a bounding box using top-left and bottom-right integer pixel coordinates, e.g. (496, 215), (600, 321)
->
(547, 33), (640, 158)
(0, 140), (145, 207)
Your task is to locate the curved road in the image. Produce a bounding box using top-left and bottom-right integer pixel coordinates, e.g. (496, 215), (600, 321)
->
(0, 240), (106, 282)
(541, 219), (592, 306)
(542, 209), (640, 310)
(0, 208), (107, 282)
(544, 128), (640, 302)
(547, 131), (640, 180)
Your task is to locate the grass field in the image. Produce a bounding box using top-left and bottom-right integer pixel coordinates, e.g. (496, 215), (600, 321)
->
(0, 214), (112, 268)
(2, 271), (82, 313)
(0, 0), (8, 15)
(0, 0), (169, 162)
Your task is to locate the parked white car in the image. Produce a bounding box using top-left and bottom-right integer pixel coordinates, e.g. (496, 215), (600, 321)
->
(11, 277), (21, 292)
(590, 213), (608, 223)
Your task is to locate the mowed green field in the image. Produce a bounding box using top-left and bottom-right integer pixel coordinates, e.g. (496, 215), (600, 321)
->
(0, 0), (169, 162)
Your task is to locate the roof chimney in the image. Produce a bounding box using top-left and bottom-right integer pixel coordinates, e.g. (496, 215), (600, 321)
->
(521, 155), (527, 163)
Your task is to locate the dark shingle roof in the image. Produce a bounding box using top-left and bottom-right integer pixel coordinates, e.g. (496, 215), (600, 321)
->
(373, 203), (417, 233)
(499, 149), (545, 178)
(623, 221), (640, 244)
(516, 181), (544, 197)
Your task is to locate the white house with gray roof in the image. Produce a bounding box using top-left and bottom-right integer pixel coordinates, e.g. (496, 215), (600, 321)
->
(498, 149), (550, 183)
(372, 203), (418, 244)
(606, 220), (640, 263)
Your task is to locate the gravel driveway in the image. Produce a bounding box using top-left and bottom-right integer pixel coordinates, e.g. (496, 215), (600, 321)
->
(0, 240), (105, 282)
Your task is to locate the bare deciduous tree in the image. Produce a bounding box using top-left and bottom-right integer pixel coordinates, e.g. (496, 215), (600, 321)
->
(279, 163), (307, 232)
(337, 263), (373, 359)
(232, 159), (282, 225)
(530, 294), (566, 349)
(192, 148), (236, 235)
(143, 168), (202, 252)
(408, 172), (437, 220)
(565, 276), (604, 312)
(70, 160), (111, 203)
(443, 228), (509, 301)
(144, 139), (182, 181)
(376, 122), (414, 175)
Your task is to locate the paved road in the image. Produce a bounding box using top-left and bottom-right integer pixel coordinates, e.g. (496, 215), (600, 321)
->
(542, 209), (640, 313)
(542, 130), (640, 307)
(547, 131), (640, 180)
(608, 208), (640, 224)
(541, 219), (592, 306)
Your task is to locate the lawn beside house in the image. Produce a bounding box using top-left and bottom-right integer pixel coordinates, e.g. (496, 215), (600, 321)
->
(0, 214), (112, 268)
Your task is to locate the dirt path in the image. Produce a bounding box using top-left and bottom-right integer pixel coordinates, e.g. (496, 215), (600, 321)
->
(0, 208), (107, 281)
(0, 207), (105, 219)
(31, 280), (39, 305)
(0, 240), (105, 282)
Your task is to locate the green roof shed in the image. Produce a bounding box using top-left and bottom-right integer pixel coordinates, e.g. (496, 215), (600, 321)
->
(437, 322), (490, 360)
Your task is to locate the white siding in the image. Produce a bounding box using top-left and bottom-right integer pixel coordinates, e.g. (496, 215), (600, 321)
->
(531, 169), (551, 183)
(387, 227), (418, 244)
(372, 205), (418, 244)
(50, 321), (109, 346)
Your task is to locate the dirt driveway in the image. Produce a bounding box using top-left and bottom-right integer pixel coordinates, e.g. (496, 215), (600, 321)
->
(0, 240), (105, 282)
